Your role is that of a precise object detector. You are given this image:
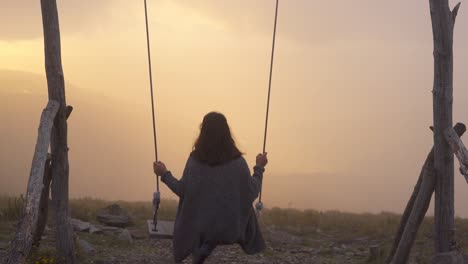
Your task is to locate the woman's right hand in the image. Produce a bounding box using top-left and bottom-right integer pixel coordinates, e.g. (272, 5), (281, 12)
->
(153, 161), (168, 176)
(256, 152), (268, 167)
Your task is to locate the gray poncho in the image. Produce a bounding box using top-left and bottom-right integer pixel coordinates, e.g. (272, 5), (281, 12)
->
(161, 155), (266, 262)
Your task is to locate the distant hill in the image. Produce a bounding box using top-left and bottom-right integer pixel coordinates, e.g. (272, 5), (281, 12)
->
(4, 70), (453, 215)
(0, 70), (344, 211)
(0, 70), (161, 200)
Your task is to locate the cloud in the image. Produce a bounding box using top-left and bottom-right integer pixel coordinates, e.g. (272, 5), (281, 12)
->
(2, 0), (462, 46)
(175, 0), (433, 45)
(0, 0), (126, 41)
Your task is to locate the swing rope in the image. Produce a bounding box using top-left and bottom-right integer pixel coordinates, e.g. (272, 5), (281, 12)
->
(144, 0), (279, 221)
(144, 0), (161, 231)
(257, 0), (279, 214)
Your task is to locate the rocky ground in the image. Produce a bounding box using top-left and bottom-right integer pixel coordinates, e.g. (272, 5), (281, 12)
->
(2, 202), (462, 264)
(0, 220), (383, 264)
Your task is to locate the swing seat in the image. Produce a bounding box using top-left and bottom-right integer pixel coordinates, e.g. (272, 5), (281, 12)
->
(147, 219), (174, 239)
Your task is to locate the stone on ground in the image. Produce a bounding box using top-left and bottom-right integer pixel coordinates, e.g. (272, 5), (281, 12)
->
(118, 229), (133, 244)
(89, 224), (103, 234)
(433, 251), (464, 264)
(71, 218), (91, 232)
(0, 242), (8, 250)
(77, 239), (96, 255)
(129, 228), (147, 240)
(96, 204), (133, 228)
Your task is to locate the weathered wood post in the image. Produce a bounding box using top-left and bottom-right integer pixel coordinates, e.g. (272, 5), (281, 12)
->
(429, 0), (461, 254)
(33, 107), (72, 246)
(386, 123), (466, 263)
(32, 156), (52, 246)
(388, 1), (463, 262)
(6, 101), (59, 264)
(445, 127), (468, 180)
(387, 150), (425, 263)
(40, 0), (76, 263)
(388, 124), (466, 264)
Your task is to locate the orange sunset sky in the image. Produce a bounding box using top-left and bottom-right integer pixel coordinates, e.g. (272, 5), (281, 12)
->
(1, 0), (468, 216)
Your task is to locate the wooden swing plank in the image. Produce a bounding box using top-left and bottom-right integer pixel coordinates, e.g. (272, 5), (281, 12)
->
(147, 220), (174, 239)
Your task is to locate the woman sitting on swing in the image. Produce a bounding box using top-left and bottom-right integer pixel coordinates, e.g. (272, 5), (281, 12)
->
(153, 111), (268, 264)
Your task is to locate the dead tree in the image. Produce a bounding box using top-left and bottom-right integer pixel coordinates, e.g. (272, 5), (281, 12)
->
(32, 155), (52, 246)
(388, 124), (466, 264)
(41, 0), (77, 263)
(430, 0), (461, 253)
(388, 1), (463, 262)
(445, 127), (468, 181)
(33, 107), (72, 246)
(386, 155), (424, 263)
(7, 2), (76, 263)
(6, 101), (59, 264)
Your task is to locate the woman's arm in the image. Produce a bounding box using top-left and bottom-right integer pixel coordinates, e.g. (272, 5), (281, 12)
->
(154, 160), (187, 198)
(160, 171), (184, 197)
(248, 165), (265, 199)
(245, 153), (267, 201)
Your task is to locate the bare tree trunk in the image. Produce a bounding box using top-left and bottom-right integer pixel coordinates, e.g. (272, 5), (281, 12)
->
(34, 107), (72, 246)
(33, 157), (52, 246)
(387, 124), (466, 263)
(429, 0), (461, 253)
(392, 151), (435, 264)
(6, 101), (59, 264)
(386, 159), (424, 263)
(40, 1), (76, 263)
(390, 124), (466, 263)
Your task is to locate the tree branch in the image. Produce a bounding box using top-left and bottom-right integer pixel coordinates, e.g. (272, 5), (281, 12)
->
(452, 2), (461, 25)
(444, 125), (468, 181)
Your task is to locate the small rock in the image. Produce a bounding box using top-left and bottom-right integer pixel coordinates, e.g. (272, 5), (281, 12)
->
(89, 224), (103, 234)
(433, 251), (464, 264)
(0, 242), (8, 250)
(369, 245), (381, 261)
(118, 229), (133, 244)
(71, 218), (90, 232)
(129, 229), (147, 240)
(332, 246), (342, 253)
(93, 261), (111, 264)
(96, 204), (133, 228)
(354, 237), (369, 242)
(96, 226), (122, 235)
(98, 225), (121, 231)
(77, 239), (96, 255)
(96, 225), (122, 235)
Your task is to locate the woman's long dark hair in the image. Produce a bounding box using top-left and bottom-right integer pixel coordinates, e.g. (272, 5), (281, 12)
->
(191, 112), (243, 166)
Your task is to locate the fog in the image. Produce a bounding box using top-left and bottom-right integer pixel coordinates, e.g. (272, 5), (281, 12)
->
(1, 0), (468, 216)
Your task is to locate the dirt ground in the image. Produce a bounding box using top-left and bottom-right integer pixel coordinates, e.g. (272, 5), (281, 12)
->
(0, 221), (381, 264)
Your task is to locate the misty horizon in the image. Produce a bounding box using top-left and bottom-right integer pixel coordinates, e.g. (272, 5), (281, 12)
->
(2, 0), (468, 218)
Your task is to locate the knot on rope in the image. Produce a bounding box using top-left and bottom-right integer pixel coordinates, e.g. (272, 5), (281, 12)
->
(255, 201), (264, 216)
(153, 191), (161, 210)
(152, 191), (161, 231)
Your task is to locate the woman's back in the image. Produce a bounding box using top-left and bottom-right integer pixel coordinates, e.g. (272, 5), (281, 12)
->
(183, 156), (257, 234)
(160, 155), (265, 262)
(153, 112), (267, 263)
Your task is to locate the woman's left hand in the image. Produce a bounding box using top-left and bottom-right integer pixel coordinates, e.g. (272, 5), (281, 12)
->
(153, 161), (168, 176)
